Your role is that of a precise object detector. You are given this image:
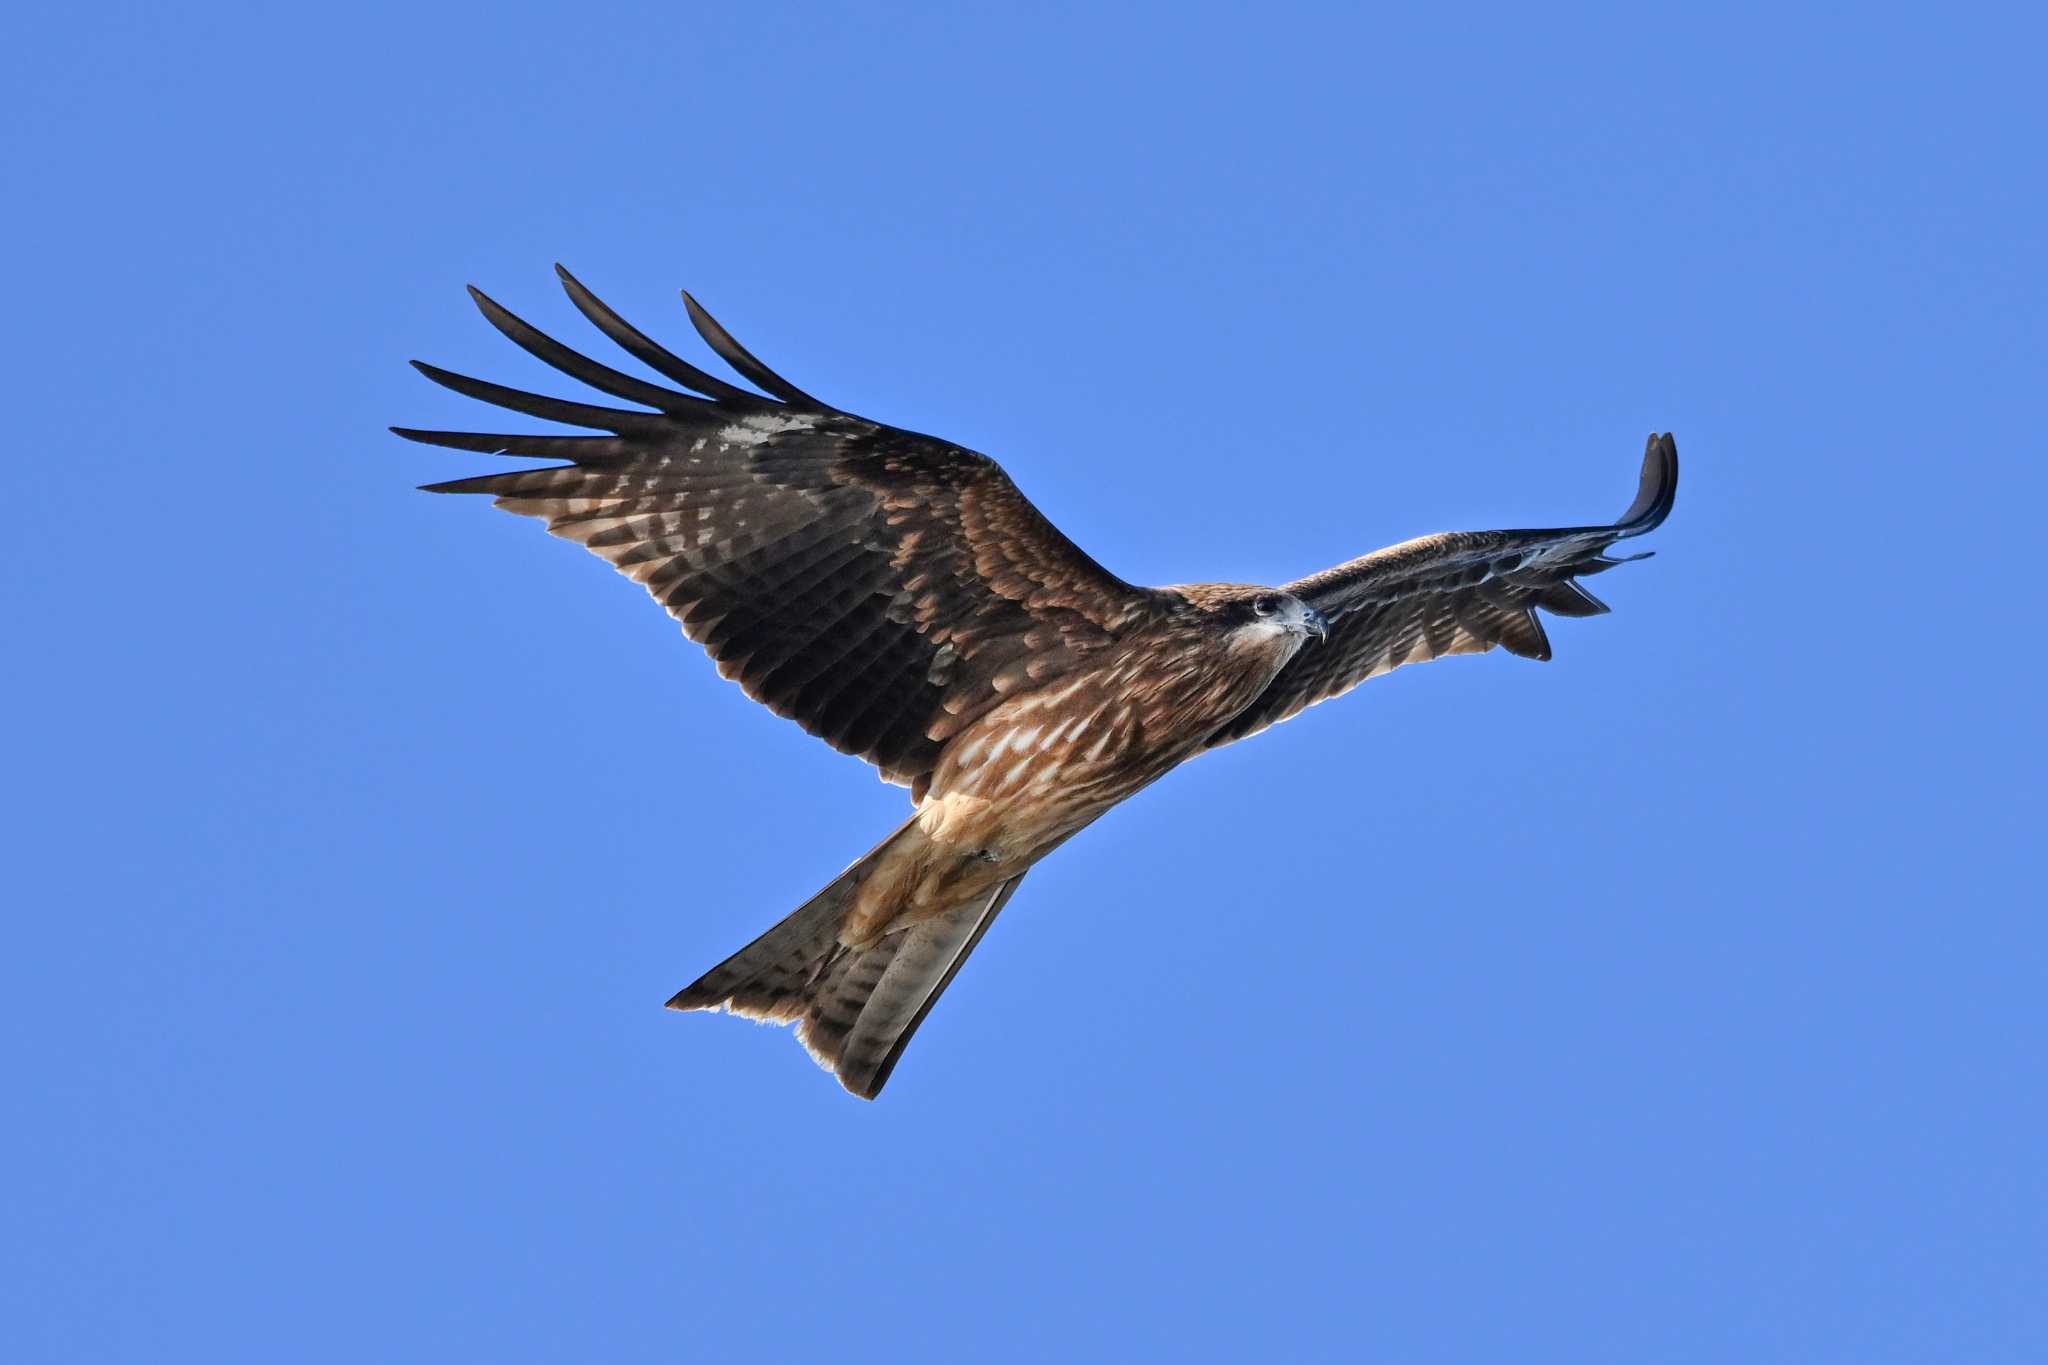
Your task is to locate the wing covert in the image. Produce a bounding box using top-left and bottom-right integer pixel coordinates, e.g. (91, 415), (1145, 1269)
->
(398, 269), (1163, 792)
(1207, 434), (1677, 747)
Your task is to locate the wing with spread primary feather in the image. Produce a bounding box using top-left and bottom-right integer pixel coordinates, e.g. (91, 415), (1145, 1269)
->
(1208, 434), (1677, 747)
(396, 268), (1164, 792)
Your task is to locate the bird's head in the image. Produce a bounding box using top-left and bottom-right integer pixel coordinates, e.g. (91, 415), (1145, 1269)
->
(1218, 588), (1329, 644)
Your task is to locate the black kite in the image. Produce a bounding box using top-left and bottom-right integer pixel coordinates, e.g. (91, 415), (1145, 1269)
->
(397, 269), (1677, 1098)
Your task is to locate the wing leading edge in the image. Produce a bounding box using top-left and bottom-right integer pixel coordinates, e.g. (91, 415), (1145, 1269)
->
(396, 268), (1162, 793)
(1208, 434), (1677, 747)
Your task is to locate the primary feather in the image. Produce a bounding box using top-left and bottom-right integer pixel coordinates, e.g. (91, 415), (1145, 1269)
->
(399, 270), (1677, 1097)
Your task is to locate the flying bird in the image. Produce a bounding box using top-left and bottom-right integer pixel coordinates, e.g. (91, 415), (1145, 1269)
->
(397, 268), (1677, 1098)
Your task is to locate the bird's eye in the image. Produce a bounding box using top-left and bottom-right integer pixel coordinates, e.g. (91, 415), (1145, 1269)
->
(1253, 594), (1282, 617)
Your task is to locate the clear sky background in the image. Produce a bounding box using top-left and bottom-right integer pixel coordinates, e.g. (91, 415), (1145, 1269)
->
(6, 4), (2042, 1361)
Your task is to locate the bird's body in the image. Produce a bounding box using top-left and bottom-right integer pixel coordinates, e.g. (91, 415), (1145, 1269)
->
(847, 592), (1307, 942)
(399, 269), (1676, 1097)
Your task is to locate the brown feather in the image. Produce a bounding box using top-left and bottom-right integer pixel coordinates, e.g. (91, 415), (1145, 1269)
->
(401, 276), (1677, 1097)
(401, 277), (1166, 792)
(1207, 433), (1676, 745)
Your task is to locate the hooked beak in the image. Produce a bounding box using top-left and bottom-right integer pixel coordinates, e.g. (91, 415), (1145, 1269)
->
(1301, 607), (1329, 643)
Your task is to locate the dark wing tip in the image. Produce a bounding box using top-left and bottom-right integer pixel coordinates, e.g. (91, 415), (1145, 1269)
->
(680, 289), (828, 409)
(407, 358), (479, 392)
(392, 425), (474, 451)
(665, 968), (732, 1012)
(551, 266), (764, 406)
(462, 283), (520, 333)
(1615, 432), (1678, 535)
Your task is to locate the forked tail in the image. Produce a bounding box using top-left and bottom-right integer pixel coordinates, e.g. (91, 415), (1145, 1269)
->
(667, 819), (1025, 1099)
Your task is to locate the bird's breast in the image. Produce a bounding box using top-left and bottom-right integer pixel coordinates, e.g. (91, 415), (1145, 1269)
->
(921, 634), (1292, 851)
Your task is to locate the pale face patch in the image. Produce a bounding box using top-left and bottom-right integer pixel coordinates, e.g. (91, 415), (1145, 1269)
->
(1231, 617), (1298, 647)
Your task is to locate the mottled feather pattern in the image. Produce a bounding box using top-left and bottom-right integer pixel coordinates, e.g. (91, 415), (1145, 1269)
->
(399, 268), (1163, 792)
(1207, 434), (1675, 745)
(664, 816), (1024, 1099)
(401, 270), (1675, 1097)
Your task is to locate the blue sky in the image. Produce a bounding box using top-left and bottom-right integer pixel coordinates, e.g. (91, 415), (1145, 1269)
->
(6, 3), (2042, 1360)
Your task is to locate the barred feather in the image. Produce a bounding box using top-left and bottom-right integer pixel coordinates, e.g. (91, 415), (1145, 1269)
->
(667, 819), (1023, 1099)
(400, 272), (1677, 1098)
(1208, 433), (1676, 745)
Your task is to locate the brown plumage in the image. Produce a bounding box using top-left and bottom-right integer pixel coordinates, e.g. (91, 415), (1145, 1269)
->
(398, 268), (1678, 1098)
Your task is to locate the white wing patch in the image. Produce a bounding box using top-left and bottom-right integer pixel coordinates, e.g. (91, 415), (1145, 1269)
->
(720, 413), (821, 447)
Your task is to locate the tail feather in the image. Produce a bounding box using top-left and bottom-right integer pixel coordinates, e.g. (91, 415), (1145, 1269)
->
(668, 820), (1024, 1099)
(838, 876), (1025, 1097)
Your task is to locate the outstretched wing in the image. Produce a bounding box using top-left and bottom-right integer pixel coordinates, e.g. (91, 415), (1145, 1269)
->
(397, 268), (1162, 794)
(1207, 434), (1677, 747)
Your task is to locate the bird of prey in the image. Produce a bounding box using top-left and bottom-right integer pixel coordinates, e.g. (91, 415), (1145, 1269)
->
(397, 268), (1677, 1099)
